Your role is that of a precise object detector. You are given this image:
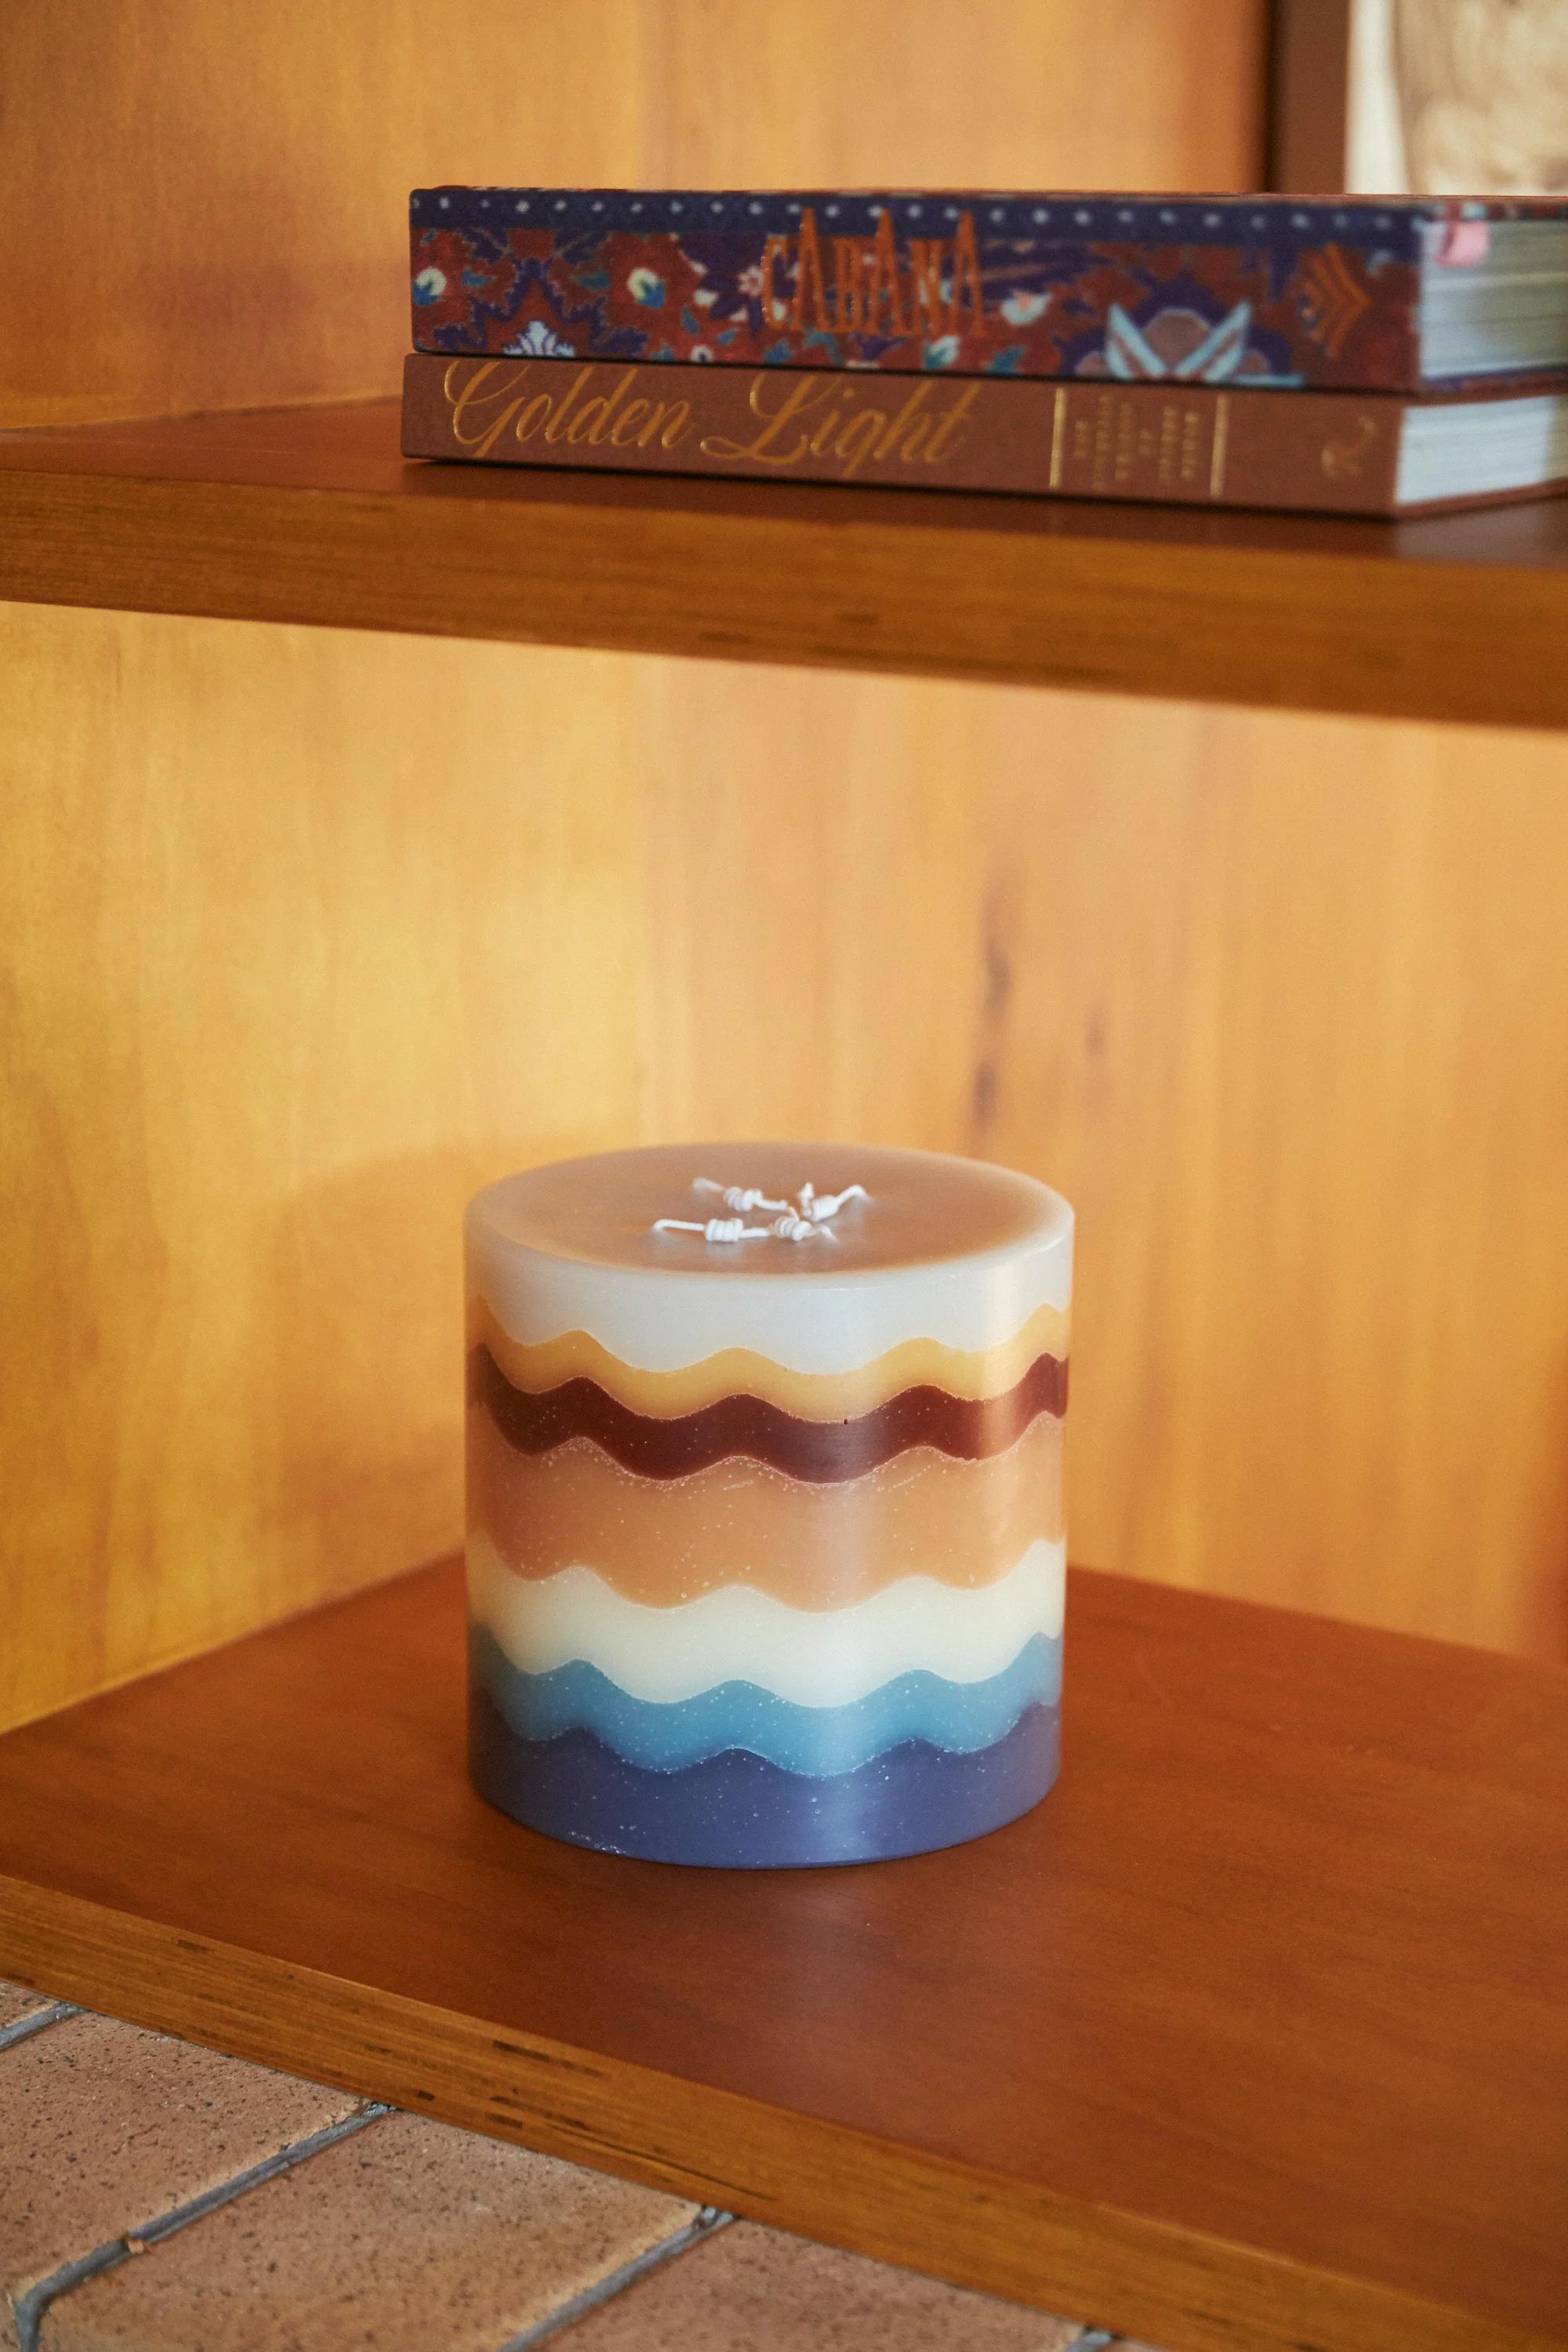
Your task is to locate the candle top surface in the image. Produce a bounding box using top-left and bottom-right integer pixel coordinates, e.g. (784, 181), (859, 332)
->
(469, 1142), (1066, 1280)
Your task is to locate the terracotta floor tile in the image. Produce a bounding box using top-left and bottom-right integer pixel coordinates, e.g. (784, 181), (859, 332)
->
(42, 2110), (696, 2352)
(556, 2219), (1083, 2350)
(0, 1979), (63, 2034)
(1, 2011), (359, 2350)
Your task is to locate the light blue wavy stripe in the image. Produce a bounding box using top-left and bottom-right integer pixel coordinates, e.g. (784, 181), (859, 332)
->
(471, 1624), (1062, 1777)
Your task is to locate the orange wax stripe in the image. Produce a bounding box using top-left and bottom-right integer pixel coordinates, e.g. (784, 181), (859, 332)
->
(466, 1411), (1063, 1610)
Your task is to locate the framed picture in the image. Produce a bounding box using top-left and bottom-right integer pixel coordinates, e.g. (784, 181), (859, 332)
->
(1269, 0), (1568, 194)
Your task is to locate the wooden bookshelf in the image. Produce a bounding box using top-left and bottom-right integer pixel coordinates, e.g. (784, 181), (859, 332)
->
(0, 1560), (1563, 2352)
(20, 24), (1563, 2352)
(2, 399), (1566, 729)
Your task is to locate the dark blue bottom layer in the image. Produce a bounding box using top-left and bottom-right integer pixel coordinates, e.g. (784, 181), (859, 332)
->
(469, 1684), (1059, 1867)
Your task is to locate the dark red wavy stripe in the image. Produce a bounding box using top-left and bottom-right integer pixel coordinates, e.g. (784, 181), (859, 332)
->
(468, 1345), (1066, 1483)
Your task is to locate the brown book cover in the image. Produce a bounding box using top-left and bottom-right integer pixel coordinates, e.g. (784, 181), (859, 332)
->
(401, 352), (1563, 517)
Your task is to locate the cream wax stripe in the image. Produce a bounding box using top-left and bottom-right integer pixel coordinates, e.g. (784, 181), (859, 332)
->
(467, 1530), (1065, 1708)
(466, 1204), (1071, 1375)
(467, 1294), (1070, 1418)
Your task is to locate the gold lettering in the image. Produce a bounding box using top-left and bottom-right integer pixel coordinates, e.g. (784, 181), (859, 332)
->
(833, 238), (866, 332)
(445, 358), (533, 458)
(866, 208), (909, 336)
(699, 372), (840, 465)
(610, 397), (650, 446)
(872, 380), (936, 459)
(760, 234), (790, 325)
(907, 241), (946, 329)
(922, 382), (982, 463)
(541, 367), (594, 441)
(512, 392), (554, 443)
(444, 357), (488, 408)
(833, 410), (886, 479)
(659, 400), (693, 449)
(791, 209), (831, 332)
(637, 401), (674, 448)
(568, 368), (637, 443)
(949, 211), (986, 335)
(809, 389), (852, 454)
(900, 413), (933, 459)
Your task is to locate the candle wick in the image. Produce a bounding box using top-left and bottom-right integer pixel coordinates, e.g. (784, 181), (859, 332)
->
(652, 1177), (871, 1245)
(652, 1217), (772, 1243)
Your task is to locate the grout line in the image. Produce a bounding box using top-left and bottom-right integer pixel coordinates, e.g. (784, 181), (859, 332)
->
(492, 2204), (734, 2351)
(12, 2100), (393, 2352)
(0, 2001), (80, 2053)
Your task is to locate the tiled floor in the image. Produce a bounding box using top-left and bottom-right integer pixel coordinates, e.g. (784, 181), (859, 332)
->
(0, 1976), (1160, 2351)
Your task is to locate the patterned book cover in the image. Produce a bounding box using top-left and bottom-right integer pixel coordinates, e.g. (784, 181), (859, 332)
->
(410, 188), (1568, 392)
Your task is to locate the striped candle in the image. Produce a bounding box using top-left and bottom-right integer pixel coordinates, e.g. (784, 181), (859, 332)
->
(465, 1142), (1071, 1867)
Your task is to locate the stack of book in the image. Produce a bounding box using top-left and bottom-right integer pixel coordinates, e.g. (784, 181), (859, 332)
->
(402, 188), (1568, 517)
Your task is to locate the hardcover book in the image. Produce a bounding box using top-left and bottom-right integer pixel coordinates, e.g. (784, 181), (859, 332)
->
(410, 188), (1568, 394)
(401, 353), (1568, 517)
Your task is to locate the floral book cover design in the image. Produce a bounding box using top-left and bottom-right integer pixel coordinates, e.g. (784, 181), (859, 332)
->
(410, 188), (1568, 393)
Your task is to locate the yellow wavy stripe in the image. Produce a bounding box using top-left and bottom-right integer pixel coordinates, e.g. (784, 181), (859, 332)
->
(466, 1294), (1070, 1419)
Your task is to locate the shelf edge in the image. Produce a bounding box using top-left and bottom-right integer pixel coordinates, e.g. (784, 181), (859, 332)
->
(0, 1873), (1552, 2352)
(3, 464), (1567, 729)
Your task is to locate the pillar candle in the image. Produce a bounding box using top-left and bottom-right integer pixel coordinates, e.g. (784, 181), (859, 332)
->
(465, 1141), (1071, 1867)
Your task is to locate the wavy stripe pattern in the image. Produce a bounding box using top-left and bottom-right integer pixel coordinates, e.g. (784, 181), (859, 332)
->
(470, 1690), (1061, 1867)
(470, 1294), (1073, 1420)
(471, 1624), (1061, 1775)
(470, 1343), (1067, 1482)
(468, 1412), (1063, 1606)
(469, 1530), (1065, 1705)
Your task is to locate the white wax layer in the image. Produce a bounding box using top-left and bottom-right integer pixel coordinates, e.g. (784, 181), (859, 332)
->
(468, 1530), (1066, 1706)
(467, 1143), (1073, 1374)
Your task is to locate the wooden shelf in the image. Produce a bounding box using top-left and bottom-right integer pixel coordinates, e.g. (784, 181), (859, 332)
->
(3, 400), (1567, 726)
(0, 1562), (1563, 2352)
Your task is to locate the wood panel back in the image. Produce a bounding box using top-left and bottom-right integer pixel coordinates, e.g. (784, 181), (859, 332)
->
(8, 598), (1568, 1731)
(1, 604), (644, 1724)
(24, 6), (1553, 1711)
(635, 665), (1568, 1660)
(2, 0), (1263, 429)
(4, 0), (1275, 1725)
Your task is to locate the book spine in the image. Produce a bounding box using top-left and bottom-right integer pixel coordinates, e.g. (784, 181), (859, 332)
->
(401, 354), (1409, 516)
(408, 205), (1422, 392)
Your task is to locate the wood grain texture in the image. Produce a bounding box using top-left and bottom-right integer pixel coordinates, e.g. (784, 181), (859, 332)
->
(4, 404), (1568, 728)
(0, 1561), (1563, 2352)
(634, 663), (1568, 1660)
(0, 0), (1262, 430)
(0, 601), (645, 1727)
(7, 601), (1568, 1731)
(0, 0), (1271, 1728)
(13, 0), (1566, 1735)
